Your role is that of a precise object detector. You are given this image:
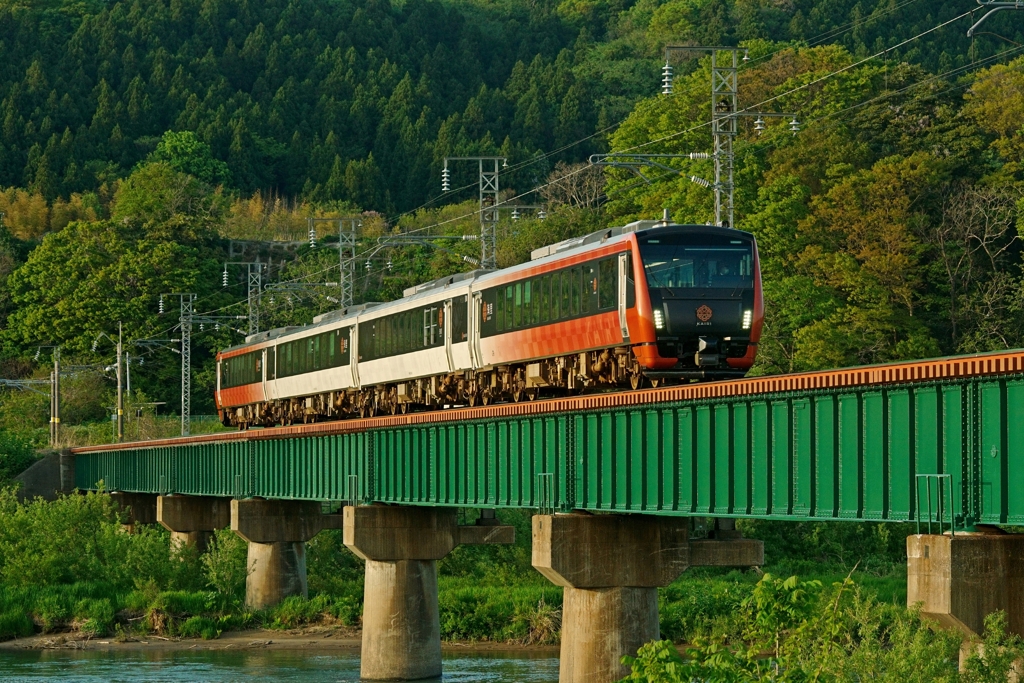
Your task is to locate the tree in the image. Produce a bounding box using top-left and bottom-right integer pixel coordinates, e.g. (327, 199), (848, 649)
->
(148, 131), (231, 187)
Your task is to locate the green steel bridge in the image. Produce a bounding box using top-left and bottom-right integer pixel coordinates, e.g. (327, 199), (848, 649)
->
(71, 349), (1024, 532)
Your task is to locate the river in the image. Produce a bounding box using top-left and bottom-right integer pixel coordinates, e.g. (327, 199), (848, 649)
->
(0, 649), (560, 682)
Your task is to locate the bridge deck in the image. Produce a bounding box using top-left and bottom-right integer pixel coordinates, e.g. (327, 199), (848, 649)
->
(72, 349), (1024, 529)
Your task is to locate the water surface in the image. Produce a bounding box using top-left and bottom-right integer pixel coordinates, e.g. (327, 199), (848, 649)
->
(0, 649), (560, 682)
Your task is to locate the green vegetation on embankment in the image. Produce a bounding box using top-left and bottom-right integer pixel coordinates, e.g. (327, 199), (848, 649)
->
(4, 487), (1023, 680)
(0, 488), (907, 647)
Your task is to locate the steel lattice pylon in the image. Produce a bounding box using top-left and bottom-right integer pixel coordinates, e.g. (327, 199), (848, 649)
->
(444, 157), (505, 269)
(710, 49), (739, 228)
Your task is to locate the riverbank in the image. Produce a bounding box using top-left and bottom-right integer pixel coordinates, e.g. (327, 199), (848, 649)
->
(0, 627), (561, 655)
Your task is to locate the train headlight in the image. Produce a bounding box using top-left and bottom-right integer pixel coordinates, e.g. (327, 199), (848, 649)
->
(653, 309), (665, 330)
(742, 310), (752, 330)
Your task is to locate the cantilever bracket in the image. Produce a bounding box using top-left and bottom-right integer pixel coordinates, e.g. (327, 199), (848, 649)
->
(968, 1), (1024, 36)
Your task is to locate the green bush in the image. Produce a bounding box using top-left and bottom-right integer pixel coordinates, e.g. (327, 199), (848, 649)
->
(74, 597), (115, 636)
(0, 608), (33, 639)
(0, 431), (37, 486)
(201, 528), (249, 603)
(178, 615), (221, 640)
(620, 574), (972, 683)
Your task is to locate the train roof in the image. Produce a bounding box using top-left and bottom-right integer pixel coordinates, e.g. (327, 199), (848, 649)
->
(223, 215), (754, 353)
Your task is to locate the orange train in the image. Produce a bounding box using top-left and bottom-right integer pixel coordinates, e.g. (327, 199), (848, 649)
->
(215, 216), (764, 427)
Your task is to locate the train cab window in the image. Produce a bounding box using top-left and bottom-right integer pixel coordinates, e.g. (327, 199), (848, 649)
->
(639, 235), (754, 289)
(599, 259), (616, 309)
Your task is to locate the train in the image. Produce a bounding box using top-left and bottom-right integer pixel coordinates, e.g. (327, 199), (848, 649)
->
(215, 214), (764, 427)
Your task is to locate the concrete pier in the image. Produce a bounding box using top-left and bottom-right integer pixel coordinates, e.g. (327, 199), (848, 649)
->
(157, 495), (231, 554)
(533, 514), (763, 683)
(344, 505), (515, 681)
(231, 498), (342, 609)
(908, 531), (1024, 639)
(109, 492), (157, 533)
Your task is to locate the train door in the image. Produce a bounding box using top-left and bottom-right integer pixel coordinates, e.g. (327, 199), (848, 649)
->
(350, 325), (360, 387)
(617, 252), (631, 341)
(443, 299), (454, 372)
(469, 292), (483, 368)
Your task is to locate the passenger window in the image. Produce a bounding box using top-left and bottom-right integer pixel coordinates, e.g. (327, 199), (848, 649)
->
(560, 270), (571, 318)
(599, 259), (616, 309)
(496, 290), (505, 332)
(505, 286), (513, 331)
(514, 282), (522, 328)
(582, 265), (594, 314)
(571, 267), (581, 315)
(524, 281), (532, 326)
(539, 276), (549, 323)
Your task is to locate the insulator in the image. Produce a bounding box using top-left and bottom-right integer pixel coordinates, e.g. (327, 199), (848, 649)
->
(215, 322), (220, 331)
(91, 340), (98, 352)
(159, 296), (164, 314)
(34, 348), (40, 361)
(538, 210), (547, 220)
(270, 296), (275, 305)
(309, 227), (317, 249)
(754, 117), (765, 134)
(687, 152), (711, 160)
(689, 175), (713, 189)
(661, 62), (673, 95)
(200, 323), (204, 331)
(743, 51), (751, 62)
(222, 269), (228, 287)
(386, 259), (393, 271)
(511, 208), (520, 221)
(365, 260), (372, 271)
(790, 117), (801, 134)
(441, 167), (451, 193)
(139, 358), (144, 366)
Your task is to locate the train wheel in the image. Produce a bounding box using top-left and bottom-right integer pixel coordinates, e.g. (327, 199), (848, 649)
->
(400, 403), (409, 414)
(481, 393), (491, 406)
(630, 374), (642, 390)
(467, 392), (478, 407)
(526, 388), (539, 401)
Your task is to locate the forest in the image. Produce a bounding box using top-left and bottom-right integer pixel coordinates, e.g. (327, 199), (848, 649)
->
(0, 0), (1021, 434)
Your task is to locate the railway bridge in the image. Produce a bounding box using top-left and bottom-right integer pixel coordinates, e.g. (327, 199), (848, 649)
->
(66, 349), (1024, 682)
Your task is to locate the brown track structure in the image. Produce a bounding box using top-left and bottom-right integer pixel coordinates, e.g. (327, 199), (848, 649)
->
(71, 348), (1024, 453)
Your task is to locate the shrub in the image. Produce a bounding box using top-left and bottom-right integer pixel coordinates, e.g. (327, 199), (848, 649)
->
(73, 597), (115, 636)
(202, 529), (248, 602)
(178, 615), (221, 640)
(0, 608), (33, 639)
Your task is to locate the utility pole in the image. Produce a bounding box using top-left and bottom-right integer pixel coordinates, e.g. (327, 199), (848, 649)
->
(223, 262), (266, 335)
(160, 293), (248, 436)
(442, 157), (506, 269)
(307, 217), (361, 309)
(660, 46), (798, 227)
(161, 293), (195, 436)
(53, 347), (60, 446)
(116, 322), (123, 442)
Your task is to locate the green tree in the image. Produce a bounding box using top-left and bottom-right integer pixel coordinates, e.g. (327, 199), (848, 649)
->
(148, 131), (231, 187)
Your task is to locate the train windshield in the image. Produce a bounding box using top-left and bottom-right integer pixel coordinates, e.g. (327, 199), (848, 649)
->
(638, 234), (754, 289)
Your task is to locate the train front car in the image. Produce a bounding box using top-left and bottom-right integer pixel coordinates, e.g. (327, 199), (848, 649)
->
(630, 224), (763, 380)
